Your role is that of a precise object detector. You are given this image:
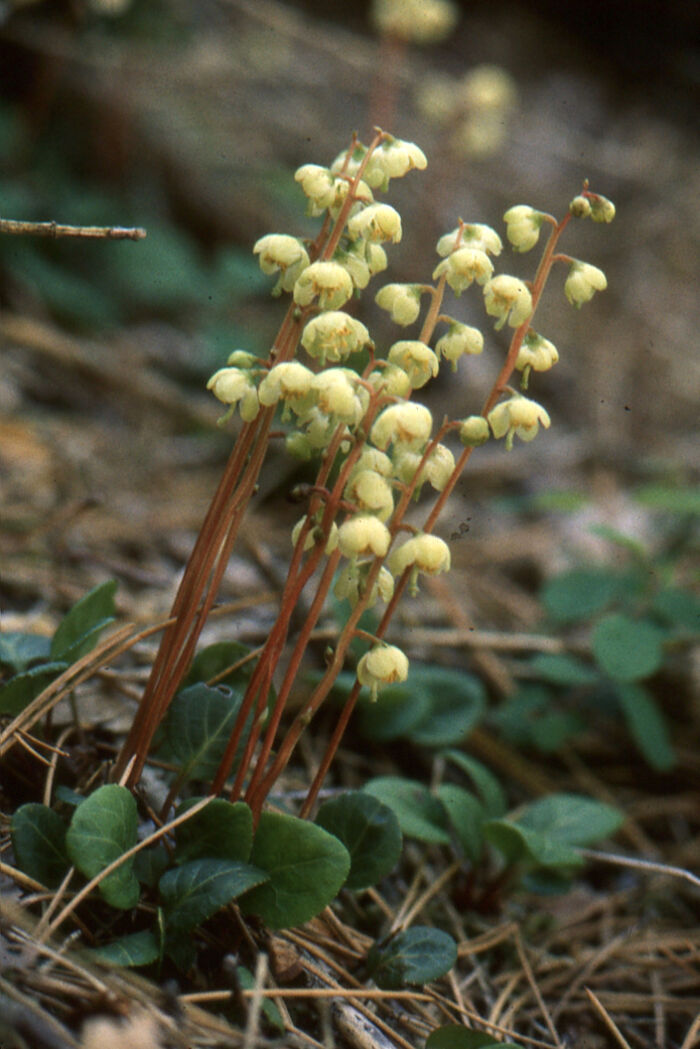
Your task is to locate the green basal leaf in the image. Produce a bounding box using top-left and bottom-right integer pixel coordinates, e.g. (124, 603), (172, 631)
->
(592, 613), (664, 682)
(541, 568), (620, 624)
(91, 930), (161, 968)
(426, 1026), (522, 1049)
(133, 844), (170, 888)
(160, 858), (268, 933)
(160, 683), (247, 781)
(50, 580), (117, 663)
(315, 791), (402, 891)
(483, 820), (581, 869)
(0, 661), (68, 717)
(633, 484), (700, 515)
(174, 799), (253, 864)
(529, 653), (598, 686)
(651, 587), (700, 632)
(356, 680), (431, 742)
(65, 785), (139, 909)
(516, 793), (624, 846)
(240, 813), (350, 930)
(367, 927), (457, 989)
(435, 785), (484, 864)
(441, 752), (507, 818)
(407, 666), (485, 746)
(614, 681), (677, 770)
(184, 641), (266, 695)
(363, 777), (451, 845)
(0, 631), (51, 673)
(11, 804), (70, 888)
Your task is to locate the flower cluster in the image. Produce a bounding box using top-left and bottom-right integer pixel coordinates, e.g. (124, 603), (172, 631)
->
(205, 132), (613, 708)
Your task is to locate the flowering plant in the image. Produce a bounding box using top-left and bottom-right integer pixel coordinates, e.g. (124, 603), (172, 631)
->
(114, 131), (614, 826)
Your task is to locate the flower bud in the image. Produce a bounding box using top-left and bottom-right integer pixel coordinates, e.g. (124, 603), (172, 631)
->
(488, 394), (551, 449)
(375, 283), (422, 326)
(334, 562), (395, 609)
(351, 448), (393, 478)
(293, 261), (354, 310)
(301, 311), (370, 366)
(337, 244), (371, 290)
(357, 643), (409, 702)
(483, 274), (533, 330)
(338, 515), (391, 558)
(564, 261), (607, 308)
(253, 234), (310, 293)
(367, 243), (389, 275)
(285, 431), (314, 460)
(371, 402), (433, 450)
(569, 195), (592, 219)
(588, 193), (615, 223)
(345, 469), (394, 521)
(226, 349), (259, 368)
(503, 205), (544, 253)
(433, 247), (494, 295)
(294, 164), (336, 215)
(423, 443), (455, 491)
(516, 331), (559, 372)
(435, 321), (484, 370)
(348, 203), (403, 244)
(387, 340), (439, 389)
(459, 415), (490, 446)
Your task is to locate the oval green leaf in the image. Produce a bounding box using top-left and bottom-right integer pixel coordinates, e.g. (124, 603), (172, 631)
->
(315, 791), (402, 891)
(363, 777), (451, 845)
(408, 667), (486, 746)
(529, 653), (598, 686)
(91, 929), (160, 968)
(483, 820), (580, 869)
(541, 568), (620, 623)
(356, 681), (431, 742)
(160, 683), (247, 781)
(0, 632), (51, 673)
(174, 799), (253, 864)
(368, 927), (457, 989)
(240, 812), (350, 930)
(435, 785), (484, 863)
(592, 613), (664, 682)
(11, 803), (70, 888)
(160, 858), (268, 933)
(426, 1024), (522, 1048)
(614, 681), (676, 770)
(441, 752), (507, 818)
(66, 785), (139, 909)
(50, 580), (117, 662)
(517, 793), (624, 846)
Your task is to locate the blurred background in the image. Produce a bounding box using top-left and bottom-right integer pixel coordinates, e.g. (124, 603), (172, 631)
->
(1, 0), (698, 627)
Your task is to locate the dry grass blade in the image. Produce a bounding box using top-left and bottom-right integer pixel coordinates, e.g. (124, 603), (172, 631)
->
(585, 987), (634, 1049)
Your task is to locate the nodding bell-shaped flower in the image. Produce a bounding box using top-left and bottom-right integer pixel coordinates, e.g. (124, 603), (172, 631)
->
(364, 138), (428, 190)
(253, 234), (310, 294)
(388, 340), (439, 389)
(488, 393), (551, 450)
(291, 515), (339, 555)
(433, 247), (494, 295)
(367, 363), (413, 399)
(258, 362), (315, 411)
(329, 175), (374, 217)
(367, 243), (389, 275)
(569, 195), (592, 219)
(394, 443), (455, 493)
(312, 368), (368, 426)
(357, 643), (409, 702)
(293, 261), (354, 311)
(389, 533), (451, 595)
(375, 283), (423, 326)
(345, 469), (395, 521)
(435, 321), (484, 370)
(436, 223), (502, 258)
(337, 243), (371, 290)
(206, 367), (260, 422)
(371, 0), (458, 45)
(459, 415), (490, 446)
(516, 330), (559, 372)
(294, 164), (337, 215)
(348, 203), (403, 244)
(483, 275), (533, 330)
(301, 311), (370, 366)
(350, 448), (394, 479)
(564, 260), (607, 308)
(338, 515), (391, 559)
(370, 402), (433, 451)
(503, 205), (545, 253)
(334, 562), (394, 609)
